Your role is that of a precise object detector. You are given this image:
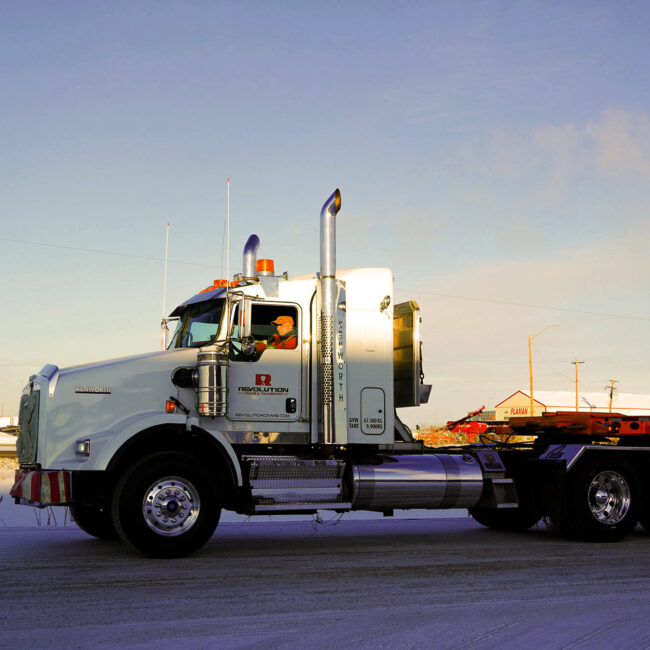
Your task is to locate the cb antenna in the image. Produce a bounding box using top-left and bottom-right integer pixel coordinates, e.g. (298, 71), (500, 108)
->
(160, 221), (170, 350)
(224, 178), (231, 338)
(226, 178), (230, 290)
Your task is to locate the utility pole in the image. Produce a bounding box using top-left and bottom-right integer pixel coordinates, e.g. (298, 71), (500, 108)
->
(571, 360), (584, 411)
(606, 379), (619, 413)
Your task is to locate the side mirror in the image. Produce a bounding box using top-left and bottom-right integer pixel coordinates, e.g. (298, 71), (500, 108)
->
(240, 297), (252, 338)
(241, 336), (256, 356)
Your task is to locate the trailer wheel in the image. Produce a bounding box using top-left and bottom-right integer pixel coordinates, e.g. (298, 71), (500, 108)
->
(112, 452), (221, 558)
(469, 506), (540, 531)
(559, 459), (638, 542)
(70, 502), (119, 540)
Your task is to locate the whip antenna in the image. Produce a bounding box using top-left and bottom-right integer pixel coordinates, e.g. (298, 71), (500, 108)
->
(224, 178), (231, 340)
(226, 178), (230, 290)
(160, 221), (170, 350)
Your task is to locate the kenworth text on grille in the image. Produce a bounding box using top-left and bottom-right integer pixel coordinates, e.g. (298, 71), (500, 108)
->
(11, 190), (650, 557)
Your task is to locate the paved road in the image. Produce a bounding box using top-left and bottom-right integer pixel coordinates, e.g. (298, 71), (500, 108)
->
(1, 517), (650, 649)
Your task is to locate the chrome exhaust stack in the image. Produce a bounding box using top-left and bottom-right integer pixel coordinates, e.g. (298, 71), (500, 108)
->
(320, 189), (341, 280)
(318, 189), (343, 444)
(243, 234), (260, 280)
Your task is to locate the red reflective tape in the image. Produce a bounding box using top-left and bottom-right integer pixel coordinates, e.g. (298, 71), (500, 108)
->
(30, 473), (40, 502)
(63, 471), (72, 501)
(9, 470), (28, 498)
(10, 469), (72, 504)
(49, 472), (61, 503)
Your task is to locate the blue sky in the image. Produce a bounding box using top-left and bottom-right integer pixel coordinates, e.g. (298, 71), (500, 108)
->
(2, 1), (649, 424)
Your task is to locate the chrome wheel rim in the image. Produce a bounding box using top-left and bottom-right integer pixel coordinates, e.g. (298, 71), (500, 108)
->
(588, 470), (631, 525)
(142, 476), (200, 536)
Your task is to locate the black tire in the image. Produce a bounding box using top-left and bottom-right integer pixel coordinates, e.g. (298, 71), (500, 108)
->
(70, 502), (119, 540)
(469, 506), (540, 531)
(557, 458), (638, 542)
(111, 452), (221, 558)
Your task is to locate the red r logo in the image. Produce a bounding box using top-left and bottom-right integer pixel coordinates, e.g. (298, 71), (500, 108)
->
(256, 374), (272, 386)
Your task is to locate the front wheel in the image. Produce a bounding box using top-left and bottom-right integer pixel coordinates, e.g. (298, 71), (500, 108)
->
(558, 459), (638, 542)
(112, 452), (221, 558)
(70, 502), (118, 540)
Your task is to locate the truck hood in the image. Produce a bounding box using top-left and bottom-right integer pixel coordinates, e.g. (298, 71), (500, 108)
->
(60, 348), (187, 375)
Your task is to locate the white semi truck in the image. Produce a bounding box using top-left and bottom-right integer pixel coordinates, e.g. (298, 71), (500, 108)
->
(11, 189), (650, 557)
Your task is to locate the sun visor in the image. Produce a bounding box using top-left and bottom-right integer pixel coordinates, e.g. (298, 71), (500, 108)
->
(169, 287), (228, 317)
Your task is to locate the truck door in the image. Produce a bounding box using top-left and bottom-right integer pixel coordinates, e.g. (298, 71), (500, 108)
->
(227, 301), (302, 423)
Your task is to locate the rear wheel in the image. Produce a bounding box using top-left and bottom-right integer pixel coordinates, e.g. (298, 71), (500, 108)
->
(112, 452), (221, 558)
(70, 502), (118, 540)
(469, 505), (540, 531)
(558, 459), (638, 542)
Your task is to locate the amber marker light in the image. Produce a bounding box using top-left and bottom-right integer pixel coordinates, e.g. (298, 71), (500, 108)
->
(165, 400), (176, 413)
(256, 258), (275, 276)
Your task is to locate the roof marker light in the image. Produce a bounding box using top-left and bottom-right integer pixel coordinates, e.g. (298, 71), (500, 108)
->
(257, 259), (274, 276)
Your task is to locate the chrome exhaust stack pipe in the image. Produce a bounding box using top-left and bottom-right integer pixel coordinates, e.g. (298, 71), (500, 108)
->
(243, 234), (260, 280)
(318, 189), (342, 444)
(320, 189), (341, 280)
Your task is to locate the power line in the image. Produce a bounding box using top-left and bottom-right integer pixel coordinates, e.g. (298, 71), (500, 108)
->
(399, 287), (650, 322)
(4, 236), (650, 322)
(1, 237), (218, 269)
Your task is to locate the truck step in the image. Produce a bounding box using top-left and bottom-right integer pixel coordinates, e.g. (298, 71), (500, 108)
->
(244, 456), (346, 508)
(478, 477), (519, 509)
(254, 502), (352, 513)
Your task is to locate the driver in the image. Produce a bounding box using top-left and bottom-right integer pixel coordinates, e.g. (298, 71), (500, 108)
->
(258, 315), (297, 351)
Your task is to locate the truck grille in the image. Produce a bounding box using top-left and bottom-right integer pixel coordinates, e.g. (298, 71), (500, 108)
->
(17, 389), (40, 464)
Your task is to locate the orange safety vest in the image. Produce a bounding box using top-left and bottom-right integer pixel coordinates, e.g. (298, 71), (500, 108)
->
(266, 333), (297, 350)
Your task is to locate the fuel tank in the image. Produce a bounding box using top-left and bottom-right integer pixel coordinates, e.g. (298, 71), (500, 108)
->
(351, 454), (484, 511)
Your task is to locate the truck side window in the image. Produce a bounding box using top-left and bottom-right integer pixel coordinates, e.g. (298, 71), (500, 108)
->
(247, 304), (298, 360)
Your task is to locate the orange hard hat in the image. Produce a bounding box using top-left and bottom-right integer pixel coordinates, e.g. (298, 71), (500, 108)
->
(272, 315), (294, 326)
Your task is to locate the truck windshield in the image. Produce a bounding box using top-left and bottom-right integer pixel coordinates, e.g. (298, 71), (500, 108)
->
(168, 299), (225, 349)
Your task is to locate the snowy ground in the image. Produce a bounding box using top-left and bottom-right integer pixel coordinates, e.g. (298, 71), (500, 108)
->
(2, 518), (650, 648)
(3, 462), (650, 649)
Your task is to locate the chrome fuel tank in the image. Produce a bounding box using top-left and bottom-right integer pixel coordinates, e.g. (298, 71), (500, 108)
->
(351, 454), (484, 511)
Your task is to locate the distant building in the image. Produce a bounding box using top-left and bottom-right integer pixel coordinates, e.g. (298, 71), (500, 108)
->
(494, 390), (650, 421)
(474, 410), (497, 422)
